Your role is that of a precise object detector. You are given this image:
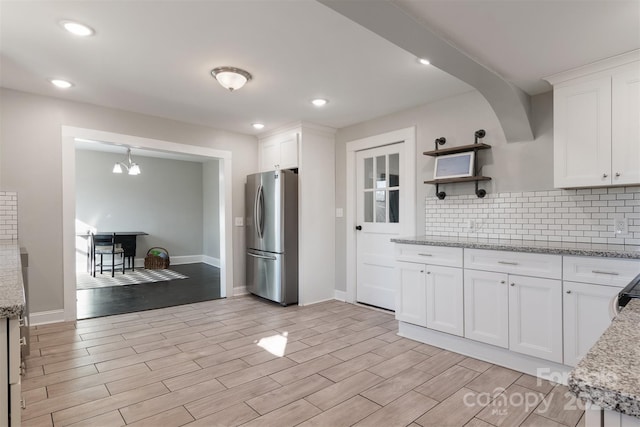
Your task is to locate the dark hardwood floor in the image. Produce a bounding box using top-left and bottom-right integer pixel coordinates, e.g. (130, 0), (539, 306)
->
(76, 263), (222, 319)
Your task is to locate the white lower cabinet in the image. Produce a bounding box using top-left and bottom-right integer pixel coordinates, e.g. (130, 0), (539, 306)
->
(396, 261), (427, 327)
(2, 317), (23, 427)
(508, 275), (563, 363)
(426, 265), (464, 336)
(464, 269), (563, 362)
(463, 269), (509, 348)
(395, 257), (463, 336)
(563, 281), (621, 367)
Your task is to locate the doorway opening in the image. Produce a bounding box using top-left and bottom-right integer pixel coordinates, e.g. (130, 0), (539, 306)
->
(62, 127), (234, 322)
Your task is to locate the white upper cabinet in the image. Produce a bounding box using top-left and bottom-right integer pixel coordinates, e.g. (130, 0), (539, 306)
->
(258, 133), (298, 172)
(612, 61), (640, 185)
(547, 50), (640, 188)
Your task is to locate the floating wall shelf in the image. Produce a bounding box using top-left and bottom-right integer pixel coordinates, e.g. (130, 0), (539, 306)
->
(424, 130), (491, 199)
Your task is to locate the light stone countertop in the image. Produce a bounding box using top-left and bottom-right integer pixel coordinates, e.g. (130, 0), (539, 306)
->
(391, 235), (640, 259)
(0, 240), (25, 319)
(568, 299), (640, 417)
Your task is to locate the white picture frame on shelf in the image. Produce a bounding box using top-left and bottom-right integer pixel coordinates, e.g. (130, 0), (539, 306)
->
(433, 151), (475, 179)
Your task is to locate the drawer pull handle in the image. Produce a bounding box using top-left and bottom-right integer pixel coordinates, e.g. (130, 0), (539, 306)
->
(498, 261), (519, 266)
(19, 337), (27, 346)
(592, 270), (619, 276)
(418, 253), (433, 257)
(19, 317), (25, 327)
(21, 398), (26, 409)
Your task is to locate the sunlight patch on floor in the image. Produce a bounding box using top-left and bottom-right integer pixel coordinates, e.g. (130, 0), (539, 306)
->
(257, 332), (289, 357)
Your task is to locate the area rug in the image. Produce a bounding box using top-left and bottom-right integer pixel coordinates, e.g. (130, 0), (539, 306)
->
(76, 269), (189, 290)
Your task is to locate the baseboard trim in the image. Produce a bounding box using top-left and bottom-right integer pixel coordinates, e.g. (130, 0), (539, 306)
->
(233, 286), (249, 296)
(398, 321), (571, 384)
(30, 309), (66, 326)
(334, 290), (347, 302)
(133, 254), (220, 268)
(202, 256), (221, 268)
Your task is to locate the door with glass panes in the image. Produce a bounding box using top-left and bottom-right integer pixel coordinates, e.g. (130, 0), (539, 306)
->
(356, 143), (404, 310)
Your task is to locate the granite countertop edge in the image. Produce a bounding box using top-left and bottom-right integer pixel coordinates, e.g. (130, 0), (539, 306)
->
(0, 240), (25, 319)
(568, 299), (640, 418)
(391, 236), (640, 259)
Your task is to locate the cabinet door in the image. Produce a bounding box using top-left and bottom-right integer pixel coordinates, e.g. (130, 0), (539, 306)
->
(279, 136), (299, 169)
(563, 281), (619, 367)
(426, 265), (463, 336)
(509, 275), (563, 363)
(463, 269), (509, 348)
(612, 61), (640, 186)
(554, 75), (612, 188)
(395, 261), (427, 326)
(259, 140), (280, 172)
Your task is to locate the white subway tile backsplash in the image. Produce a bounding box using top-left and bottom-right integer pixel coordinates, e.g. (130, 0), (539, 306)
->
(425, 187), (640, 245)
(0, 191), (18, 240)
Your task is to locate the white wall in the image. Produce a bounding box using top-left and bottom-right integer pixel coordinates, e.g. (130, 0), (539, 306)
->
(76, 149), (205, 256)
(334, 90), (554, 292)
(0, 88), (257, 313)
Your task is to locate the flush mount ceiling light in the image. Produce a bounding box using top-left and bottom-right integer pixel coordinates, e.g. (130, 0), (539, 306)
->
(211, 66), (252, 91)
(60, 20), (94, 37)
(311, 98), (328, 107)
(252, 123), (265, 130)
(112, 148), (141, 175)
(50, 79), (73, 89)
(418, 58), (431, 66)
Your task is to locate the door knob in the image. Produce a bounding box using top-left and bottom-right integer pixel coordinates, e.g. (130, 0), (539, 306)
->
(355, 225), (362, 231)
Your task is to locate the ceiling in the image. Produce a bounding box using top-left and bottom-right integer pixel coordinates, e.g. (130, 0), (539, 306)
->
(1, 0), (638, 137)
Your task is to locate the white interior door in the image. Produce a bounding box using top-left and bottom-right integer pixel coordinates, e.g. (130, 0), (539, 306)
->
(356, 143), (404, 310)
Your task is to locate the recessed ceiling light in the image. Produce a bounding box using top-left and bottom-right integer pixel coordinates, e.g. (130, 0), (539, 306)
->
(252, 123), (265, 130)
(418, 58), (431, 66)
(60, 20), (94, 37)
(311, 98), (328, 107)
(50, 79), (73, 89)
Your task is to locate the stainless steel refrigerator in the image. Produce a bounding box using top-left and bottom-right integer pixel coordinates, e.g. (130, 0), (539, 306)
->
(245, 169), (298, 305)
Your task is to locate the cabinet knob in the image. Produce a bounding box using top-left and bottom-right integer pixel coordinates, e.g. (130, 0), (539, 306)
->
(615, 172), (621, 178)
(510, 283), (515, 287)
(420, 270), (424, 273)
(426, 271), (431, 274)
(500, 280), (506, 284)
(603, 173), (608, 178)
(355, 225), (362, 231)
(566, 290), (572, 294)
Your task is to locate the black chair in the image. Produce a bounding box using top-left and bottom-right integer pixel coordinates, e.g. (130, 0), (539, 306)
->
(91, 233), (125, 277)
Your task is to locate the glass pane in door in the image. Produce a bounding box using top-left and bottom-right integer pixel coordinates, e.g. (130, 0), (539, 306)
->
(375, 190), (386, 222)
(376, 156), (386, 188)
(389, 154), (399, 187)
(364, 157), (373, 189)
(389, 190), (399, 223)
(364, 191), (373, 222)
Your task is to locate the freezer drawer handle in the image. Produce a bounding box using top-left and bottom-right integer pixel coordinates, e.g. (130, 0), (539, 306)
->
(498, 261), (518, 266)
(248, 252), (277, 261)
(592, 270), (619, 276)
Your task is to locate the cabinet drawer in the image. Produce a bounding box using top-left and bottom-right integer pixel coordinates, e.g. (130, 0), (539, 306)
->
(563, 256), (640, 287)
(464, 249), (562, 279)
(395, 244), (463, 267)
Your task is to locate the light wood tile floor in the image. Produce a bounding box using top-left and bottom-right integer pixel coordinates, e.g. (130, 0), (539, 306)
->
(23, 297), (585, 427)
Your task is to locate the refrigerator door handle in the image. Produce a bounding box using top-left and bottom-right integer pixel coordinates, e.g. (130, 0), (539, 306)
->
(247, 252), (277, 261)
(258, 184), (265, 238)
(254, 184), (263, 239)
